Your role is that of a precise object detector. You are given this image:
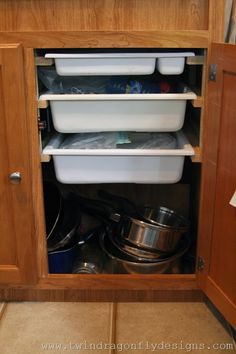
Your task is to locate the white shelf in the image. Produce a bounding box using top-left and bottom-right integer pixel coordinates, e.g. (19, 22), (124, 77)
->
(42, 131), (194, 184)
(39, 91), (197, 133)
(45, 52), (195, 76)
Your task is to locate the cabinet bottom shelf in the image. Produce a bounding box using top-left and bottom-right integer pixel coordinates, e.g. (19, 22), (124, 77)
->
(0, 274), (203, 302)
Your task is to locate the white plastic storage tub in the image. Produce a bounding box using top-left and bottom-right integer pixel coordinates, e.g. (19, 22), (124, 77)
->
(43, 131), (194, 184)
(39, 91), (196, 133)
(45, 52), (195, 76)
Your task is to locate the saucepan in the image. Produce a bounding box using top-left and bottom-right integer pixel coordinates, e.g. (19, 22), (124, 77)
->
(98, 190), (190, 253)
(100, 228), (190, 274)
(43, 181), (80, 252)
(117, 207), (189, 253)
(47, 198), (81, 252)
(108, 229), (169, 262)
(113, 236), (169, 260)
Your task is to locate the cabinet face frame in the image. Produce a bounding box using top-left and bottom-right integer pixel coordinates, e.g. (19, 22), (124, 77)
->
(197, 43), (236, 329)
(0, 0), (228, 305)
(0, 44), (37, 285)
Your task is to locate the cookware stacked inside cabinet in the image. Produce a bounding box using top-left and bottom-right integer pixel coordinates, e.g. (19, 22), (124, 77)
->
(38, 50), (196, 273)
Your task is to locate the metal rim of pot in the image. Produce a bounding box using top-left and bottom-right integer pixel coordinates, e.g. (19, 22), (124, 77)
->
(114, 235), (170, 260)
(115, 212), (189, 253)
(100, 228), (190, 266)
(121, 214), (188, 233)
(140, 206), (190, 231)
(108, 228), (172, 263)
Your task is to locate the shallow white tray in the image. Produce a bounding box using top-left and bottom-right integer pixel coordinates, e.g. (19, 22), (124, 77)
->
(39, 91), (196, 133)
(43, 131), (194, 184)
(45, 52), (195, 76)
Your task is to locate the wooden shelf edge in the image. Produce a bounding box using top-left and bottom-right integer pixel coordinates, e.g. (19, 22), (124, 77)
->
(41, 154), (51, 163)
(191, 147), (202, 163)
(35, 57), (54, 66)
(0, 275), (204, 302)
(0, 287), (203, 302)
(186, 55), (205, 65)
(38, 100), (48, 109)
(38, 273), (198, 290)
(191, 96), (203, 108)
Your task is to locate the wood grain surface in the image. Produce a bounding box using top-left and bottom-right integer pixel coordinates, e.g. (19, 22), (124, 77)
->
(0, 45), (37, 284)
(197, 43), (236, 329)
(0, 0), (227, 307)
(0, 0), (208, 32)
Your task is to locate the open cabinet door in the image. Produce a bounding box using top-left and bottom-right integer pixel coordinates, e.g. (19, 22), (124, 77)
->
(0, 45), (37, 285)
(197, 44), (236, 329)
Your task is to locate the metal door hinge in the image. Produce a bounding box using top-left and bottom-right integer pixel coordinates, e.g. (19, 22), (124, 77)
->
(38, 119), (47, 131)
(197, 256), (205, 271)
(209, 64), (217, 81)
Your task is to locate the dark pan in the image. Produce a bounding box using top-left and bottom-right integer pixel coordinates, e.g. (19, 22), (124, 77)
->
(48, 225), (103, 274)
(47, 198), (80, 252)
(43, 181), (63, 240)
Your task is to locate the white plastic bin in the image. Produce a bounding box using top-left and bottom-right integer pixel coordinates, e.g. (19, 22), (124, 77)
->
(39, 91), (196, 133)
(43, 131), (194, 184)
(45, 52), (195, 76)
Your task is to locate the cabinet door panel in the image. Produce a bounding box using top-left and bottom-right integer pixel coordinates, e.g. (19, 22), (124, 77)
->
(0, 44), (36, 284)
(209, 71), (236, 303)
(198, 43), (236, 329)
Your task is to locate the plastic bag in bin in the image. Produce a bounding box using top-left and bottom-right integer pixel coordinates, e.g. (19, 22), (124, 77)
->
(60, 132), (177, 150)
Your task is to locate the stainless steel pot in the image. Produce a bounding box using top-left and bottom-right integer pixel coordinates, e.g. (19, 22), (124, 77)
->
(117, 210), (189, 253)
(109, 230), (170, 262)
(100, 230), (189, 274)
(115, 237), (168, 260)
(72, 236), (104, 274)
(98, 190), (189, 253)
(141, 206), (189, 230)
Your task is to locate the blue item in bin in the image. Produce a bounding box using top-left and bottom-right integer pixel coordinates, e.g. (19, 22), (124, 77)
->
(126, 80), (143, 93)
(106, 77), (128, 94)
(106, 77), (171, 94)
(48, 244), (78, 273)
(48, 219), (103, 273)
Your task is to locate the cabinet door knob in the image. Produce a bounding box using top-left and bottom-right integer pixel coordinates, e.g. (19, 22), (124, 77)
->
(9, 172), (22, 184)
(229, 190), (236, 208)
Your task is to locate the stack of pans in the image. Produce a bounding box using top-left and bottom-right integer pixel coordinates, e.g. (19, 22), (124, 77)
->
(98, 191), (190, 274)
(44, 182), (102, 273)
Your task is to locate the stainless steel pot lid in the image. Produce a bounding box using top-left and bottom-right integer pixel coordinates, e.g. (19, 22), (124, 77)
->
(140, 206), (190, 231)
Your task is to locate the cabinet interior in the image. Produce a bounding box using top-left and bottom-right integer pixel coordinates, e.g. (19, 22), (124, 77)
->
(35, 48), (205, 277)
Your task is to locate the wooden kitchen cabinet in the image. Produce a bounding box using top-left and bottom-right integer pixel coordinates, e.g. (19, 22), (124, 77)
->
(0, 44), (37, 284)
(197, 43), (236, 329)
(0, 0), (235, 329)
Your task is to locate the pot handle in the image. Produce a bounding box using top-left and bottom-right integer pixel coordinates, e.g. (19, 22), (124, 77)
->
(98, 190), (141, 218)
(76, 195), (121, 223)
(77, 226), (101, 246)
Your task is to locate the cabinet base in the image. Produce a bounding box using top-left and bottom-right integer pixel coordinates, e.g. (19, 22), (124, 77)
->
(0, 275), (203, 302)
